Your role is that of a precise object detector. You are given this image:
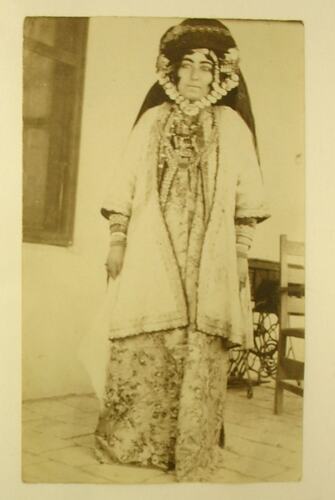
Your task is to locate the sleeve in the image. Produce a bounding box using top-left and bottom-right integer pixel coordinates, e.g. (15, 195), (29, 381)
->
(234, 113), (270, 223)
(100, 111), (150, 220)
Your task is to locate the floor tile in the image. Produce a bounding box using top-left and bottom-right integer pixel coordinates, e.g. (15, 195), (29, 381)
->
(41, 446), (98, 467)
(22, 451), (48, 466)
(219, 449), (288, 480)
(226, 435), (302, 469)
(141, 472), (177, 484)
(22, 407), (45, 422)
(79, 463), (167, 484)
(21, 385), (303, 485)
(265, 467), (303, 482)
(225, 422), (302, 452)
(22, 429), (72, 454)
(209, 467), (258, 483)
(61, 395), (100, 413)
(25, 417), (71, 433)
(22, 460), (109, 484)
(26, 419), (94, 440)
(71, 434), (95, 448)
(23, 400), (77, 419)
(72, 412), (98, 425)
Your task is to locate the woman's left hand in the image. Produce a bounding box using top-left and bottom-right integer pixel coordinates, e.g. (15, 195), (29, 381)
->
(237, 256), (248, 291)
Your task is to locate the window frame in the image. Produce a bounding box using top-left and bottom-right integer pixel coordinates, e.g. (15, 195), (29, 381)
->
(23, 17), (89, 247)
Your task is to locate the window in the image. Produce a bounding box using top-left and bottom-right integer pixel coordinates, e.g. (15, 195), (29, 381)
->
(23, 17), (88, 246)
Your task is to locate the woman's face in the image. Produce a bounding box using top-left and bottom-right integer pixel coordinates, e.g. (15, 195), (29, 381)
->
(177, 51), (214, 101)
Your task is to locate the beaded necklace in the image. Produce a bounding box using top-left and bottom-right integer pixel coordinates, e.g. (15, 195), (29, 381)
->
(158, 105), (217, 212)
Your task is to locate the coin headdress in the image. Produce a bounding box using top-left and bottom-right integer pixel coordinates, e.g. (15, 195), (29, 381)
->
(134, 18), (258, 155)
(156, 18), (240, 116)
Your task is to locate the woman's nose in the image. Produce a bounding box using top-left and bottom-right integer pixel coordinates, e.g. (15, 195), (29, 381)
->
(190, 67), (200, 80)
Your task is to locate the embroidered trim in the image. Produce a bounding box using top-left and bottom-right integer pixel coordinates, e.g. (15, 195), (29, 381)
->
(193, 127), (220, 306)
(234, 207), (271, 222)
(196, 317), (252, 349)
(235, 217), (257, 226)
(109, 315), (189, 339)
(146, 104), (190, 319)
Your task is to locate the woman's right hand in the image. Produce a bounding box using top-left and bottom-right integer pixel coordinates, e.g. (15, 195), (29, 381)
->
(105, 244), (126, 279)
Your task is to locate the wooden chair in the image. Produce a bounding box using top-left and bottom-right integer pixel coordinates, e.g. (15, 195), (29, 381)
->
(274, 234), (305, 414)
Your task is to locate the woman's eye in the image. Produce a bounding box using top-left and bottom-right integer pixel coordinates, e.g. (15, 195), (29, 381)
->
(200, 65), (212, 72)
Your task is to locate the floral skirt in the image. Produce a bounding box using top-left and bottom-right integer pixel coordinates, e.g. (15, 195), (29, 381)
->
(94, 327), (229, 482)
(94, 152), (230, 481)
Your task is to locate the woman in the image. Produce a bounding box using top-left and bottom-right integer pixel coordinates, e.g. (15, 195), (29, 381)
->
(87, 18), (269, 482)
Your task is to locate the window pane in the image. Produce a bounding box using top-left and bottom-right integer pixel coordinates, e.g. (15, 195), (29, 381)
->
(23, 128), (50, 229)
(23, 17), (88, 245)
(23, 48), (54, 119)
(24, 17), (57, 46)
(43, 61), (76, 231)
(56, 18), (84, 52)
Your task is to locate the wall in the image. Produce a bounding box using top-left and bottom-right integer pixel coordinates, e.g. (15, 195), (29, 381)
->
(22, 18), (304, 400)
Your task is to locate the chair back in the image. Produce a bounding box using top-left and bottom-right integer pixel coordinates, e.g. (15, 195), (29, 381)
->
(280, 234), (305, 330)
(274, 234), (305, 414)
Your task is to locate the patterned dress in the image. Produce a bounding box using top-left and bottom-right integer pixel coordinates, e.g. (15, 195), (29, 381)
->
(94, 106), (229, 482)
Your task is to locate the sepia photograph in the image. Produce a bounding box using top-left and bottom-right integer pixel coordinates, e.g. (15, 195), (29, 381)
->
(21, 15), (305, 485)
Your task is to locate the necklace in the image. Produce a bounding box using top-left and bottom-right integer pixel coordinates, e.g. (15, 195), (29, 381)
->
(161, 107), (205, 166)
(158, 106), (218, 210)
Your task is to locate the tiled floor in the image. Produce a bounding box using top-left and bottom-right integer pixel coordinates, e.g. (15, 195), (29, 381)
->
(22, 383), (303, 484)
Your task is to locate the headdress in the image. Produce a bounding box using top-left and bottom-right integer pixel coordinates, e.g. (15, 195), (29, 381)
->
(156, 19), (240, 116)
(134, 18), (259, 154)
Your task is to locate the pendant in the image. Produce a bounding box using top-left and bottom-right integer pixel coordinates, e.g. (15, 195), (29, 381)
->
(180, 102), (200, 117)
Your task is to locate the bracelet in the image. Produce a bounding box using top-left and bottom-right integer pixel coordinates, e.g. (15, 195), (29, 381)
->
(236, 242), (249, 259)
(235, 220), (256, 247)
(110, 240), (127, 247)
(236, 234), (252, 246)
(110, 231), (126, 238)
(109, 223), (128, 234)
(236, 226), (255, 241)
(110, 231), (127, 245)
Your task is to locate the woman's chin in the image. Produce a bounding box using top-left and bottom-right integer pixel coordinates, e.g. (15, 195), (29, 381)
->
(179, 88), (206, 102)
(182, 93), (203, 102)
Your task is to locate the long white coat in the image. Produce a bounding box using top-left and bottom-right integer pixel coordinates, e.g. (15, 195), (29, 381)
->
(101, 103), (270, 349)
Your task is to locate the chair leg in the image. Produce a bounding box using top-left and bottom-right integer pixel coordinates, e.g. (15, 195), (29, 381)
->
(244, 349), (253, 399)
(274, 333), (286, 415)
(219, 423), (225, 448)
(274, 381), (283, 414)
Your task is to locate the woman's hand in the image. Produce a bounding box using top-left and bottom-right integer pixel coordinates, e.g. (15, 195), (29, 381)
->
(237, 256), (248, 291)
(105, 244), (126, 279)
